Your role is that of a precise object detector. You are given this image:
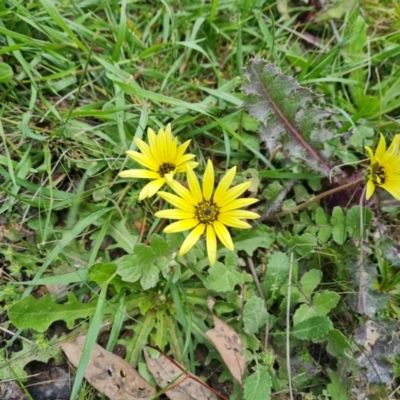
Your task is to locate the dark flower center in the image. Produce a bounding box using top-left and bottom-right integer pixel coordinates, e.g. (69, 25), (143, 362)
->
(369, 161), (386, 185)
(195, 200), (219, 224)
(158, 163), (175, 177)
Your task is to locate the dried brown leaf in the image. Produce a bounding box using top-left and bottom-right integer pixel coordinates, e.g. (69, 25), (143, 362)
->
(206, 297), (246, 384)
(61, 336), (156, 400)
(143, 348), (218, 400)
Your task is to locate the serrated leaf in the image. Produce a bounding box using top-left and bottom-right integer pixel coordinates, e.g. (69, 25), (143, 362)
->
(234, 224), (275, 256)
(314, 290), (340, 315)
(0, 339), (62, 380)
(243, 297), (268, 335)
(262, 251), (289, 306)
(291, 316), (332, 340)
(242, 58), (335, 175)
(243, 366), (272, 400)
(8, 293), (97, 332)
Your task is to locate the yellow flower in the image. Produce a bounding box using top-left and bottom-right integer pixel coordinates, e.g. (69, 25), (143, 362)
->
(119, 124), (198, 200)
(365, 134), (400, 200)
(154, 160), (260, 265)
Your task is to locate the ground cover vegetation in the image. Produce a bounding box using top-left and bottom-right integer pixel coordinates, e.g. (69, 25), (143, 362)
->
(1, 0), (400, 399)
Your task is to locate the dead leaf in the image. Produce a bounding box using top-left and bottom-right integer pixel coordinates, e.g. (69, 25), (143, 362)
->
(143, 348), (218, 400)
(205, 297), (246, 384)
(353, 319), (400, 384)
(61, 336), (156, 400)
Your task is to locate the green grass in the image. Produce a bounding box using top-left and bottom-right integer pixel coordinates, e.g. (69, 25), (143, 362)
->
(1, 1), (400, 399)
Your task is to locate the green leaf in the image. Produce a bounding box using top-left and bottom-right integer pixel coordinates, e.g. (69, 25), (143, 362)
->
(331, 206), (346, 245)
(288, 232), (317, 256)
(150, 234), (170, 258)
(116, 243), (158, 285)
(8, 293), (97, 332)
(204, 259), (246, 292)
(345, 206), (373, 239)
(314, 290), (340, 316)
(234, 224), (275, 256)
(262, 251), (289, 306)
(291, 316), (332, 340)
(0, 62), (13, 83)
(325, 329), (353, 360)
(300, 269), (321, 299)
(89, 262), (126, 293)
(326, 369), (351, 400)
(140, 264), (160, 290)
(314, 207), (332, 243)
(0, 339), (62, 380)
(243, 366), (272, 400)
(293, 304), (318, 326)
(243, 297), (268, 335)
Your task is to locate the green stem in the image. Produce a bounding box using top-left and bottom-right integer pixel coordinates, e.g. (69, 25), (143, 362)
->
(264, 177), (365, 220)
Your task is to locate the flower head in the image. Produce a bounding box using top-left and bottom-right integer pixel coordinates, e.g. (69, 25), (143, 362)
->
(154, 160), (260, 265)
(365, 134), (400, 200)
(119, 124), (198, 200)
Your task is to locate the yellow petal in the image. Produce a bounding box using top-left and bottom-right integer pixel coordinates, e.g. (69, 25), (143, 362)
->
(202, 159), (215, 201)
(157, 191), (195, 212)
(218, 215), (252, 229)
(219, 198), (259, 213)
(155, 210), (195, 220)
(221, 210), (260, 219)
(164, 172), (175, 183)
(387, 134), (400, 155)
(168, 180), (198, 206)
(126, 150), (159, 172)
(186, 164), (203, 203)
(119, 169), (160, 179)
(176, 161), (199, 173)
(176, 139), (191, 161)
(157, 127), (167, 161)
(147, 127), (161, 161)
(365, 180), (375, 200)
(213, 166), (236, 204)
(375, 133), (386, 160)
(179, 223), (205, 256)
(139, 178), (165, 200)
(134, 138), (157, 162)
(176, 153), (196, 166)
(206, 225), (217, 266)
(213, 220), (234, 251)
(163, 219), (200, 233)
(365, 146), (375, 163)
(381, 182), (400, 200)
(216, 181), (252, 207)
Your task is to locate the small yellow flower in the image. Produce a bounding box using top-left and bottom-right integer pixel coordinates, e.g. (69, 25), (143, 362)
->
(155, 160), (260, 265)
(365, 134), (400, 200)
(119, 124), (198, 200)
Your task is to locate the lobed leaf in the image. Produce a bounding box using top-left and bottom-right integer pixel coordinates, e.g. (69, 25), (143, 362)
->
(242, 58), (336, 175)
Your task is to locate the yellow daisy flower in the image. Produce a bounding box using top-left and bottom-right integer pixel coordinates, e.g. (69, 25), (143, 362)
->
(154, 160), (260, 265)
(119, 124), (198, 200)
(365, 133), (400, 200)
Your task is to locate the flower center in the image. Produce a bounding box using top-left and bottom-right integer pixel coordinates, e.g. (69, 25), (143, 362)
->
(158, 163), (175, 177)
(369, 161), (386, 185)
(195, 200), (219, 224)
